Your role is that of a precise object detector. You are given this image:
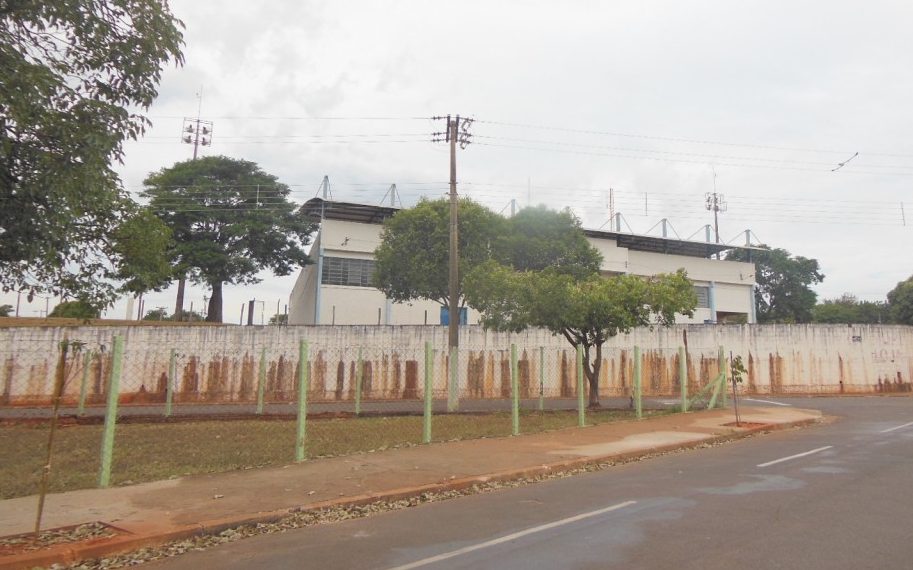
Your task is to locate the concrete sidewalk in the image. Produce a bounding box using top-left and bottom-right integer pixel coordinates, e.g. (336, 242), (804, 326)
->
(0, 406), (821, 569)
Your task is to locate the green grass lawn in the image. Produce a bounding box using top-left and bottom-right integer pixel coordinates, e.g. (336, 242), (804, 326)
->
(0, 409), (653, 499)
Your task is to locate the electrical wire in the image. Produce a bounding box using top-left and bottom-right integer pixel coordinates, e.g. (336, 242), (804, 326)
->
(473, 118), (913, 159)
(473, 142), (913, 177)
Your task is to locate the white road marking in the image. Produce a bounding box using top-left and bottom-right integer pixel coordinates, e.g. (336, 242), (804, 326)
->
(757, 446), (833, 468)
(743, 398), (792, 407)
(880, 421), (913, 434)
(385, 500), (637, 570)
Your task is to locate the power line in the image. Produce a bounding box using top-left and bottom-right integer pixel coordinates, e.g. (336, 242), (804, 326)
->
(473, 118), (913, 159)
(473, 141), (913, 177)
(473, 135), (913, 171)
(149, 115), (432, 121)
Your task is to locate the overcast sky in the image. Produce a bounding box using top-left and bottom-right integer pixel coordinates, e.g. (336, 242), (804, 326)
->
(8, 0), (913, 320)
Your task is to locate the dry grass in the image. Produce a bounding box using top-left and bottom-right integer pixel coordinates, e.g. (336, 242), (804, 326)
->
(0, 409), (651, 499)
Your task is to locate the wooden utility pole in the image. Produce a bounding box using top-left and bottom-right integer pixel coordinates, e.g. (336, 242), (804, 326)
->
(176, 89), (212, 321)
(433, 115), (472, 354)
(447, 115), (460, 351)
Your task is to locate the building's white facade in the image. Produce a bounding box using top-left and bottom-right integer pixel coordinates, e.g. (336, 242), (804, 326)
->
(289, 200), (758, 326)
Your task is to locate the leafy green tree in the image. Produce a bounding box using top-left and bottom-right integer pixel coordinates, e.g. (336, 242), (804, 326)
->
(465, 263), (696, 407)
(887, 276), (913, 325)
(812, 294), (889, 324)
(49, 300), (100, 319)
(141, 307), (208, 322)
(142, 307), (170, 321)
(111, 207), (175, 296)
(0, 1), (184, 305)
(269, 313), (288, 325)
(726, 247), (823, 323)
(143, 156), (315, 322)
(0, 304), (12, 317)
(497, 206), (602, 279)
(373, 198), (507, 307)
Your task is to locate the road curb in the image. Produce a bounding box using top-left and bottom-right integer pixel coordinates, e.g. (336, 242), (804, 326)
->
(0, 414), (820, 570)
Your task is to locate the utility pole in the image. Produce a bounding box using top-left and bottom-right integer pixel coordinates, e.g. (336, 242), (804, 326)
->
(174, 89), (213, 321)
(705, 192), (726, 244)
(608, 187), (615, 225)
(181, 89), (212, 160)
(705, 192), (727, 259)
(433, 115), (473, 354)
(448, 116), (459, 351)
(427, 114), (467, 412)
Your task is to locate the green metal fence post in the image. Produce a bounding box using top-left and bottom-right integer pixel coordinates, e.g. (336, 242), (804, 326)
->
(633, 345), (643, 420)
(256, 347), (266, 415)
(98, 335), (124, 488)
(355, 347), (363, 416)
(719, 345), (728, 408)
(77, 351), (91, 417)
(679, 346), (688, 413)
(448, 346), (459, 412)
(295, 340), (310, 462)
(538, 346), (545, 412)
(423, 342), (433, 443)
(165, 349), (175, 417)
(511, 344), (519, 436)
(576, 345), (585, 427)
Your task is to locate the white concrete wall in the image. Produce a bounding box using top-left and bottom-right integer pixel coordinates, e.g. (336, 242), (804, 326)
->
(290, 219), (758, 326)
(587, 237), (628, 273)
(628, 250), (754, 284)
(2, 324), (911, 404)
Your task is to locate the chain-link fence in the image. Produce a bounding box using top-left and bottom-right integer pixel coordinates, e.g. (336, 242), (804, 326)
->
(1, 333), (737, 500)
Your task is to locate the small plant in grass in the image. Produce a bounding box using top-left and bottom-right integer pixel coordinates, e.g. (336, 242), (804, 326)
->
(729, 354), (747, 426)
(35, 338), (86, 538)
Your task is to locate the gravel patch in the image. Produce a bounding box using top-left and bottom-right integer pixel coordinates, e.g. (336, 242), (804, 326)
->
(0, 523), (116, 556)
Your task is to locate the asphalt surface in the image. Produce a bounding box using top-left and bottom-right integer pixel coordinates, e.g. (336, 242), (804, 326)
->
(143, 396), (913, 570)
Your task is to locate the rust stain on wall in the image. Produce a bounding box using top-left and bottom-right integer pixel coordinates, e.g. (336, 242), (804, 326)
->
(499, 352), (510, 397)
(312, 351), (327, 399)
(2, 325), (912, 405)
(403, 360), (418, 398)
(769, 352), (784, 394)
(747, 353), (757, 392)
(519, 349), (531, 397)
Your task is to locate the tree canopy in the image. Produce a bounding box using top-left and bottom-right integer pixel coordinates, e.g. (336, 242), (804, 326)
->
(812, 294), (890, 324)
(496, 206), (602, 279)
(887, 275), (913, 325)
(373, 198), (507, 307)
(110, 207), (175, 296)
(727, 246), (823, 323)
(0, 1), (184, 305)
(142, 156), (315, 322)
(49, 300), (100, 319)
(0, 304), (12, 317)
(142, 307), (204, 322)
(373, 201), (602, 308)
(465, 263), (696, 407)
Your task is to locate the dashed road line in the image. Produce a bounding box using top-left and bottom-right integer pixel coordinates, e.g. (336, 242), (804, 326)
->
(743, 398), (792, 407)
(757, 446), (833, 468)
(384, 500), (637, 570)
(880, 421), (913, 434)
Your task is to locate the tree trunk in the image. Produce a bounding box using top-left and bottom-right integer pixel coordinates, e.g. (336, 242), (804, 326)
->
(207, 281), (223, 322)
(174, 277), (186, 321)
(584, 343), (603, 408)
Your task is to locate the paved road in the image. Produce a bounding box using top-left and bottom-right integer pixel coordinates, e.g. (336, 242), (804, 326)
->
(146, 396), (913, 569)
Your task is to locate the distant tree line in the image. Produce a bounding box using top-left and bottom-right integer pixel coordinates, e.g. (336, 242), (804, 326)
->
(726, 247), (912, 325)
